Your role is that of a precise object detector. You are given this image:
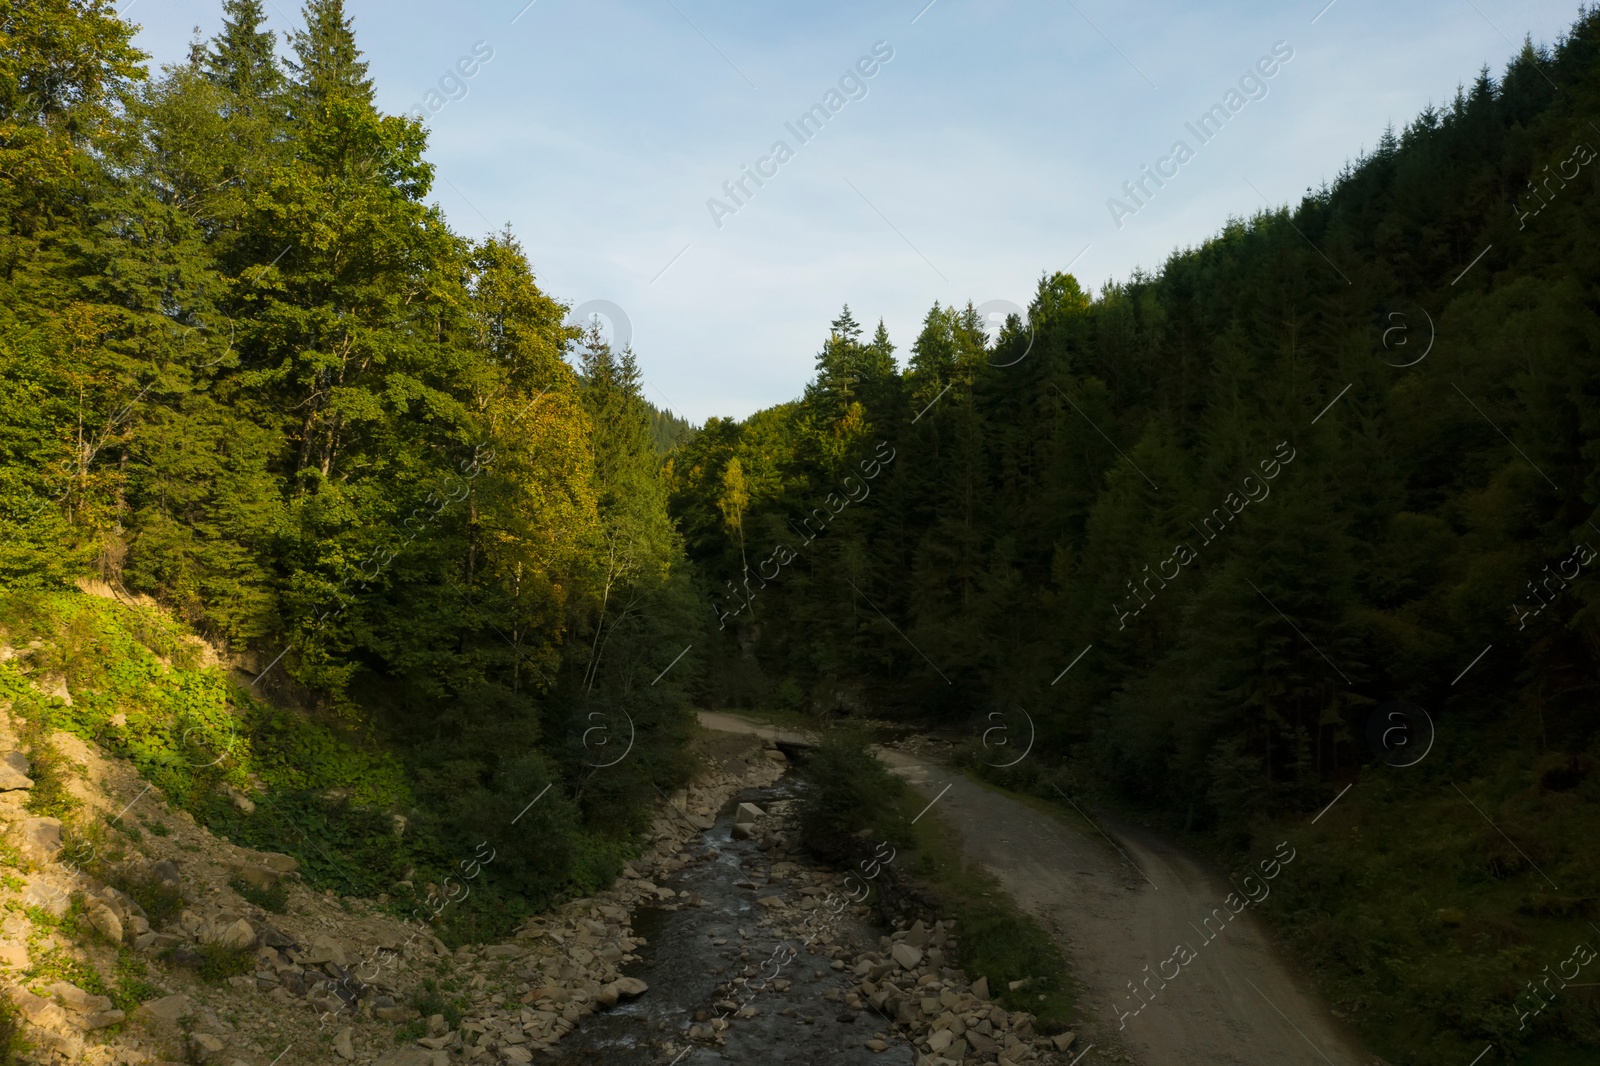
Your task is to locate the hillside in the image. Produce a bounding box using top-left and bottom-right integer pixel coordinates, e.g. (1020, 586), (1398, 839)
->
(667, 11), (1600, 1064)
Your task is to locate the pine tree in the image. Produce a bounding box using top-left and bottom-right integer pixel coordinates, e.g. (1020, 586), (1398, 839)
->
(206, 0), (283, 104)
(289, 0), (372, 108)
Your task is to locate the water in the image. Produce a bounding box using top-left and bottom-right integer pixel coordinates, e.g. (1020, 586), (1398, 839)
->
(551, 775), (916, 1065)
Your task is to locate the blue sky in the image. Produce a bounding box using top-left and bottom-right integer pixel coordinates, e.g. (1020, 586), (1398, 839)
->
(126, 0), (1584, 423)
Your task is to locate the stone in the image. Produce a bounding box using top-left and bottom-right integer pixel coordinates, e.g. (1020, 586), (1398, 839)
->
(47, 980), (111, 1014)
(891, 942), (923, 970)
(970, 976), (989, 1001)
(904, 920), (929, 949)
(0, 752), (31, 791)
(756, 896), (784, 909)
(88, 904), (123, 943)
(228, 863), (279, 891)
(333, 1027), (355, 1061)
(257, 852), (299, 875)
(213, 918), (256, 951)
(21, 877), (69, 917)
(303, 933), (348, 967)
(150, 859), (181, 886)
(1051, 1031), (1077, 1052)
(20, 816), (62, 862)
(7, 985), (67, 1028)
(685, 812), (715, 830)
(928, 1029), (953, 1052)
(374, 1006), (412, 1023)
(190, 1032), (226, 1058)
(426, 1014), (447, 1036)
(83, 1008), (125, 1030)
(222, 785), (254, 814)
(136, 993), (192, 1024)
(613, 977), (648, 998)
(482, 944), (522, 958)
(735, 802), (764, 824)
(503, 1049), (533, 1065)
(0, 941), (29, 969)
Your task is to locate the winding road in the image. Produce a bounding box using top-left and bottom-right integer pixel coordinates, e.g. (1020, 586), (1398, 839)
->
(698, 710), (1374, 1066)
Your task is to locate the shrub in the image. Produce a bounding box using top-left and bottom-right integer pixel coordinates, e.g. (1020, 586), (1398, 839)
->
(229, 877), (288, 914)
(797, 731), (908, 865)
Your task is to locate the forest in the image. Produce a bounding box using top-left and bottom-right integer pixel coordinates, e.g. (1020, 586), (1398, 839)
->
(0, 0), (701, 937)
(3, 0), (1599, 1061)
(669, 10), (1600, 1060)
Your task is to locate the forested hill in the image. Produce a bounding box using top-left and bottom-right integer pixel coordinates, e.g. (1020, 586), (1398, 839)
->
(1, 0), (699, 934)
(668, 11), (1600, 1061)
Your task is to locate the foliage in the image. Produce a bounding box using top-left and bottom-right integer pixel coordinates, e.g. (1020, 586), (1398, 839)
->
(796, 732), (908, 865)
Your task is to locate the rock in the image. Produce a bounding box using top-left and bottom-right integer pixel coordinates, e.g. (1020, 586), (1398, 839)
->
(595, 984), (619, 1008)
(735, 802), (764, 824)
(0, 752), (31, 791)
(150, 859), (182, 886)
(0, 940), (29, 969)
(228, 862), (279, 891)
(190, 1032), (226, 1059)
(970, 976), (989, 1001)
(6, 985), (67, 1028)
(302, 933), (348, 967)
(257, 852), (299, 876)
(426, 1014), (448, 1036)
(482, 944), (522, 958)
(21, 877), (69, 917)
(46, 980), (111, 1014)
(613, 977), (648, 998)
(136, 993), (192, 1024)
(756, 896), (784, 909)
(20, 816), (62, 862)
(88, 903), (123, 943)
(685, 812), (715, 830)
(222, 785), (254, 814)
(83, 1008), (125, 1030)
(891, 942), (923, 970)
(1051, 1031), (1077, 1052)
(865, 1038), (888, 1051)
(214, 918), (256, 951)
(374, 1006), (412, 1022)
(333, 1027), (355, 1061)
(503, 1049), (533, 1065)
(731, 822), (754, 840)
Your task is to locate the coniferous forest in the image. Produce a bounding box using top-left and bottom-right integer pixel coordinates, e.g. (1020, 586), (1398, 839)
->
(3, 1), (1600, 1063)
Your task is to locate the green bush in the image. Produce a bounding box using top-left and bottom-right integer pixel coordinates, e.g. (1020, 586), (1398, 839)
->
(797, 731), (909, 865)
(0, 997), (32, 1066)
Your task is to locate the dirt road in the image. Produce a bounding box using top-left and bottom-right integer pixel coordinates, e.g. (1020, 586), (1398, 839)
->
(697, 710), (1371, 1066)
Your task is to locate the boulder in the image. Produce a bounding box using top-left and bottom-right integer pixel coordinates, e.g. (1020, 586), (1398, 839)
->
(257, 852), (299, 876)
(82, 1008), (125, 1030)
(19, 816), (62, 862)
(333, 1026), (355, 1061)
(0, 941), (28, 969)
(228, 862), (279, 891)
(136, 993), (192, 1024)
(891, 942), (923, 970)
(970, 976), (989, 1001)
(0, 752), (31, 791)
(302, 933), (348, 967)
(1051, 1031), (1078, 1052)
(6, 985), (66, 1028)
(613, 977), (648, 998)
(189, 1032), (226, 1060)
(88, 904), (123, 944)
(735, 802), (764, 824)
(46, 980), (112, 1014)
(150, 859), (181, 886)
(213, 918), (256, 952)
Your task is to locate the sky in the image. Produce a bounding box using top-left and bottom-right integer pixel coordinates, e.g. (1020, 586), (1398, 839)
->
(125, 0), (1584, 423)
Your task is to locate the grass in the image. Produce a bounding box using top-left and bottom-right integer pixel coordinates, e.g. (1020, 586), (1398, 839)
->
(0, 998), (31, 1066)
(193, 942), (255, 984)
